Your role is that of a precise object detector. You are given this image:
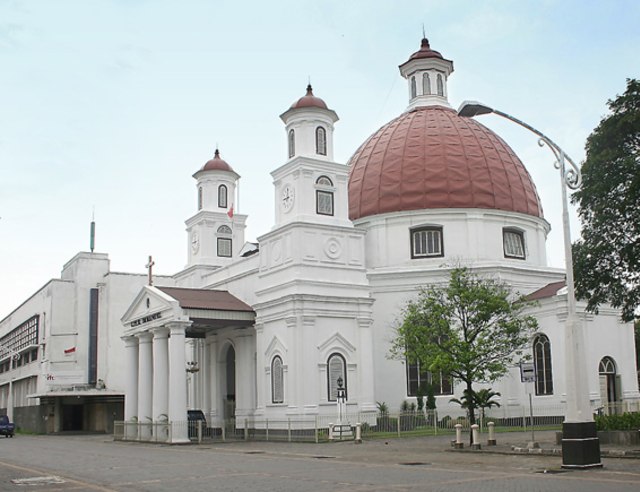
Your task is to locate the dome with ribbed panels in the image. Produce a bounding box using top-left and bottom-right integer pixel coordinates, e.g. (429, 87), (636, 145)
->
(347, 105), (543, 220)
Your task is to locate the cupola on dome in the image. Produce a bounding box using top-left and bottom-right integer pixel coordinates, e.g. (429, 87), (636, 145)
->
(347, 39), (543, 222)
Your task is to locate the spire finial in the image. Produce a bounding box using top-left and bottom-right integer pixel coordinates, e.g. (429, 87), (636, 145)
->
(422, 23), (426, 39)
(90, 207), (95, 253)
(214, 147), (220, 158)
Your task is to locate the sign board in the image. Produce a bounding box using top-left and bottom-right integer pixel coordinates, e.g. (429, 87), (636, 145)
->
(519, 362), (536, 383)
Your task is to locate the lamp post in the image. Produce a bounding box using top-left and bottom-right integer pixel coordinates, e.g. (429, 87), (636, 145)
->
(457, 101), (601, 468)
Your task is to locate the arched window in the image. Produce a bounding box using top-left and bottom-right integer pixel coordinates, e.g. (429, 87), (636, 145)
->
(315, 126), (327, 155)
(437, 73), (444, 96)
(422, 73), (431, 95)
(198, 187), (203, 210)
(533, 334), (553, 395)
(315, 175), (334, 216)
(599, 356), (619, 407)
(218, 185), (228, 208)
(217, 225), (232, 257)
(271, 356), (284, 404)
(288, 129), (295, 158)
(410, 76), (417, 99)
(327, 353), (346, 401)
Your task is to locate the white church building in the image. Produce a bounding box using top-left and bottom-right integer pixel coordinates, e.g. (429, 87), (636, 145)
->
(1, 39), (638, 438)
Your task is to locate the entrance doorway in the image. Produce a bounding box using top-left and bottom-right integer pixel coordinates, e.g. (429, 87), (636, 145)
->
(62, 404), (83, 431)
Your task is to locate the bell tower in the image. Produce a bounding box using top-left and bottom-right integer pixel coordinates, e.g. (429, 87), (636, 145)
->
(272, 85), (350, 229)
(185, 149), (246, 269)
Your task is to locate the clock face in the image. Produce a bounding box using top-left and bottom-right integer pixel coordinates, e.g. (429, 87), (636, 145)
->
(191, 231), (200, 253)
(281, 185), (294, 212)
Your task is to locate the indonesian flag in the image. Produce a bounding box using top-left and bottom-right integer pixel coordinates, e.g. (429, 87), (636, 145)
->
(227, 204), (234, 219)
(64, 347), (76, 355)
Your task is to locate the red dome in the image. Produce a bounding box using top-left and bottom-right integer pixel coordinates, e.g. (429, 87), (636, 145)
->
(348, 106), (543, 220)
(290, 84), (328, 110)
(201, 149), (235, 173)
(404, 37), (445, 62)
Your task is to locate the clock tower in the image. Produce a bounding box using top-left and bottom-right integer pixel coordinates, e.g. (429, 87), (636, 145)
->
(184, 149), (246, 274)
(272, 84), (351, 229)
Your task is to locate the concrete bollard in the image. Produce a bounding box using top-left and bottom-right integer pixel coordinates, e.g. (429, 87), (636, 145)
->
(471, 424), (481, 450)
(454, 423), (464, 449)
(355, 423), (362, 444)
(328, 423), (334, 441)
(487, 421), (496, 446)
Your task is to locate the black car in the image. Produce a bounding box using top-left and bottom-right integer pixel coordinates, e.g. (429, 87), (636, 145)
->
(0, 415), (15, 438)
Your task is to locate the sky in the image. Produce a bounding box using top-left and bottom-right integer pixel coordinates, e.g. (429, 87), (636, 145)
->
(1, 0), (639, 320)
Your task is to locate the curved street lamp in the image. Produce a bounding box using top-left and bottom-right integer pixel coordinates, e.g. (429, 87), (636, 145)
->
(457, 101), (601, 468)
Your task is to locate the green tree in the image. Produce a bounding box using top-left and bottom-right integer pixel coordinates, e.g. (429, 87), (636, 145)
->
(390, 267), (537, 437)
(572, 79), (640, 322)
(473, 388), (501, 424)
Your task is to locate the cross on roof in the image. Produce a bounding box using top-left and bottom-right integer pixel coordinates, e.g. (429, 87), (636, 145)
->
(145, 255), (155, 286)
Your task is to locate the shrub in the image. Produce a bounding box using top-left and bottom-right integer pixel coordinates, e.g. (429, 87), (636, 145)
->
(595, 412), (640, 431)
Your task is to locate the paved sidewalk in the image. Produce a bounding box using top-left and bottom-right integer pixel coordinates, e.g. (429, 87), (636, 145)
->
(444, 429), (640, 458)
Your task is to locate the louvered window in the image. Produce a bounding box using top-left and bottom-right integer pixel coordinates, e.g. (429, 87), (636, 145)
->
(315, 127), (327, 155)
(315, 176), (334, 216)
(411, 227), (443, 258)
(271, 356), (284, 404)
(503, 229), (525, 259)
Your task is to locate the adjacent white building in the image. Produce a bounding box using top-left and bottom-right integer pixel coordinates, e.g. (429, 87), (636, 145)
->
(1, 39), (638, 437)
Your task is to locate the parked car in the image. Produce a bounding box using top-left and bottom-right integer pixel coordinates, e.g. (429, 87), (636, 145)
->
(187, 410), (207, 438)
(0, 415), (15, 438)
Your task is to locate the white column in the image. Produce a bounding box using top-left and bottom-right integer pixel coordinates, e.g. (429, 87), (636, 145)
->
(152, 328), (169, 421)
(234, 333), (254, 419)
(137, 332), (153, 439)
(201, 337), (211, 418)
(358, 318), (376, 412)
(253, 324), (265, 416)
(168, 322), (190, 443)
(122, 336), (139, 422)
(206, 335), (219, 426)
(186, 339), (196, 409)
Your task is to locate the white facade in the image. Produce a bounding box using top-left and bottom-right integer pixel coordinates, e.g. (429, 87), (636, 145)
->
(2, 40), (638, 437)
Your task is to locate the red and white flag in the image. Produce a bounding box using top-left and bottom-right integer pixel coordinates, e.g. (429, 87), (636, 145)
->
(227, 204), (234, 219)
(64, 347), (76, 355)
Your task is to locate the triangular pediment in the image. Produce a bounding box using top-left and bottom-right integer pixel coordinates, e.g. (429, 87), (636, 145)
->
(264, 335), (288, 358)
(121, 285), (185, 336)
(317, 331), (356, 357)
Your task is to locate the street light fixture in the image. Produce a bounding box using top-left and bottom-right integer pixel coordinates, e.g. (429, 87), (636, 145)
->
(457, 101), (601, 468)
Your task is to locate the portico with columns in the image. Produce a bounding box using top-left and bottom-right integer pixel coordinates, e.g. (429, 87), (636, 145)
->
(121, 285), (255, 443)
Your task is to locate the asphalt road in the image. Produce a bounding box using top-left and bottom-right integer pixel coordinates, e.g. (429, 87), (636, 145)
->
(1, 433), (639, 491)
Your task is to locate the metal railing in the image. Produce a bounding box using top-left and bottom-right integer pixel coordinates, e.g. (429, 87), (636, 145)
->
(114, 400), (640, 444)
